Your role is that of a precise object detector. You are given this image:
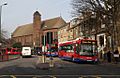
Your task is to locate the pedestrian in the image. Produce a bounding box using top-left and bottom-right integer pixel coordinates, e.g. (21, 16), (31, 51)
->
(106, 50), (112, 63)
(103, 47), (107, 61)
(113, 49), (119, 64)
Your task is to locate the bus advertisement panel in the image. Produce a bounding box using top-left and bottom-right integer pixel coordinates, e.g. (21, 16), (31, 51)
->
(58, 39), (98, 63)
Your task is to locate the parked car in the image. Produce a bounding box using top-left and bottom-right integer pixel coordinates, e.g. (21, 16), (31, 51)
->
(21, 47), (32, 57)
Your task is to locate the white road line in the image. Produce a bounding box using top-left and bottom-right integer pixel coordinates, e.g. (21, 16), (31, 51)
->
(13, 75), (120, 77)
(50, 75), (57, 78)
(0, 75), (120, 77)
(10, 75), (16, 78)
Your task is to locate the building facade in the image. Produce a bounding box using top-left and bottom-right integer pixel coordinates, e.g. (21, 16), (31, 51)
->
(58, 11), (110, 53)
(58, 23), (69, 43)
(12, 11), (66, 48)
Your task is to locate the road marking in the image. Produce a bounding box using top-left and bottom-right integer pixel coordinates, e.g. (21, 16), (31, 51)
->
(50, 75), (57, 78)
(10, 75), (16, 78)
(0, 75), (120, 78)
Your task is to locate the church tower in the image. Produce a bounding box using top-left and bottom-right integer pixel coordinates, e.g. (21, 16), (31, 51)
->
(33, 11), (41, 47)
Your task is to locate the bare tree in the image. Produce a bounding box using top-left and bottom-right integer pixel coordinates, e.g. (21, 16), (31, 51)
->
(71, 0), (120, 49)
(1, 29), (9, 45)
(71, 0), (120, 29)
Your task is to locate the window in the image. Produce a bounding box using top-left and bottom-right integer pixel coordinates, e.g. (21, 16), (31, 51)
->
(99, 35), (104, 46)
(101, 24), (105, 28)
(54, 32), (58, 39)
(59, 45), (74, 52)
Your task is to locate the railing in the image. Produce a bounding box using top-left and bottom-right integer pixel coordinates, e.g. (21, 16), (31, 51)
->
(0, 53), (20, 62)
(0, 53), (9, 61)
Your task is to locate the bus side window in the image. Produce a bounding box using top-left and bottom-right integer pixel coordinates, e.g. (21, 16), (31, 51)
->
(76, 44), (79, 54)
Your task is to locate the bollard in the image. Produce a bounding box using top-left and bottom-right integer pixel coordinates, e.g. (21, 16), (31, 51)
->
(6, 54), (9, 61)
(42, 54), (46, 63)
(2, 54), (3, 61)
(49, 56), (54, 67)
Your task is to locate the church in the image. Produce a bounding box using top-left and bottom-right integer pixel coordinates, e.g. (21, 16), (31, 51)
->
(11, 11), (66, 48)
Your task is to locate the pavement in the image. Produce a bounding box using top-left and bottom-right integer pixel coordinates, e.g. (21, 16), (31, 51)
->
(0, 55), (20, 62)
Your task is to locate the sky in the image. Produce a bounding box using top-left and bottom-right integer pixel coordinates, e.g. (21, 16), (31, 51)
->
(0, 0), (72, 38)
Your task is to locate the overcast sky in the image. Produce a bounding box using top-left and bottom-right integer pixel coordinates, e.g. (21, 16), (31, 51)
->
(0, 0), (72, 38)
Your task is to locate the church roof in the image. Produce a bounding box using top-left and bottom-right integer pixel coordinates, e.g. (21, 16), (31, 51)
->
(12, 17), (66, 37)
(41, 17), (66, 30)
(12, 23), (33, 37)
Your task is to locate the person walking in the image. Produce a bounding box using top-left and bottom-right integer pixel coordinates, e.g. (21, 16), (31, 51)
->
(113, 49), (119, 64)
(107, 50), (112, 63)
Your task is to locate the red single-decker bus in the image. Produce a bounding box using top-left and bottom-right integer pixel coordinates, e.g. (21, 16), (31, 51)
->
(58, 38), (98, 63)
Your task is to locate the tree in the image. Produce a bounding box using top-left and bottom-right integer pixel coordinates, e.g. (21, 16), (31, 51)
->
(0, 29), (10, 47)
(71, 0), (120, 49)
(71, 0), (120, 29)
(71, 0), (120, 17)
(12, 42), (22, 48)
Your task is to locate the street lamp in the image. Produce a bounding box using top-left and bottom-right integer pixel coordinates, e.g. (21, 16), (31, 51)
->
(42, 26), (47, 63)
(0, 3), (7, 45)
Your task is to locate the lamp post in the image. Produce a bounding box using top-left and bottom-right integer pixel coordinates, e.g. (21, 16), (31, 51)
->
(43, 32), (46, 63)
(0, 3), (7, 45)
(42, 26), (47, 63)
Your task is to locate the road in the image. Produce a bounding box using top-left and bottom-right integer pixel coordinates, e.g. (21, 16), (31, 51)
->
(0, 55), (120, 78)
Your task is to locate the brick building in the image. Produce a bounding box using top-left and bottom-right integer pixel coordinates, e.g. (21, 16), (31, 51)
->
(12, 11), (66, 48)
(58, 23), (69, 43)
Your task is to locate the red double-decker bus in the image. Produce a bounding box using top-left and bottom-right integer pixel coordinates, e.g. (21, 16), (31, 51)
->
(58, 38), (98, 63)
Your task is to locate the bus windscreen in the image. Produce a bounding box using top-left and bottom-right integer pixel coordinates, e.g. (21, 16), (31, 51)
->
(77, 43), (97, 56)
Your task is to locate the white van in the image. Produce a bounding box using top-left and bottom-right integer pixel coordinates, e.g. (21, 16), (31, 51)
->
(22, 47), (31, 57)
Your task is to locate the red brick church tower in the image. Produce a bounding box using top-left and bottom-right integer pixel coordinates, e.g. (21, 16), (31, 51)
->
(33, 11), (41, 47)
